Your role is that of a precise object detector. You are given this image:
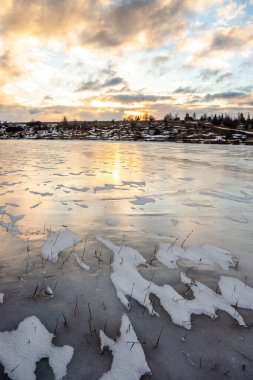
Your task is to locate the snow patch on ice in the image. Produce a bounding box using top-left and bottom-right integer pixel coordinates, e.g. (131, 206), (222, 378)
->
(0, 316), (74, 380)
(157, 242), (238, 271)
(0, 293), (4, 303)
(74, 254), (90, 271)
(97, 237), (245, 329)
(99, 314), (151, 380)
(41, 230), (82, 262)
(219, 276), (253, 309)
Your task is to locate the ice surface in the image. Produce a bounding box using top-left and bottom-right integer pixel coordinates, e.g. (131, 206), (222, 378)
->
(0, 208), (24, 233)
(100, 314), (151, 380)
(41, 230), (82, 262)
(106, 218), (117, 226)
(157, 242), (238, 271)
(0, 316), (74, 380)
(200, 190), (253, 203)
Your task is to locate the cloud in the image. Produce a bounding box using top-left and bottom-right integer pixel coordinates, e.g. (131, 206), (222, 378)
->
(173, 86), (198, 94)
(109, 93), (173, 104)
(199, 69), (220, 80)
(203, 91), (247, 101)
(215, 72), (232, 83)
(76, 76), (126, 92)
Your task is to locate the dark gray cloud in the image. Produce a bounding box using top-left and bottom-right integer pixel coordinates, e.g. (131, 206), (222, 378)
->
(200, 69), (220, 80)
(173, 86), (198, 94)
(203, 91), (246, 101)
(76, 76), (126, 92)
(29, 108), (41, 114)
(110, 94), (173, 103)
(215, 72), (232, 83)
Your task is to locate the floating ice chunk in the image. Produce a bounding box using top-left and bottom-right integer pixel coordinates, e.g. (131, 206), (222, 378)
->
(0, 316), (74, 380)
(74, 254), (90, 271)
(41, 230), (82, 262)
(0, 293), (4, 303)
(130, 196), (155, 205)
(219, 276), (253, 309)
(106, 218), (117, 226)
(157, 243), (238, 271)
(99, 314), (151, 380)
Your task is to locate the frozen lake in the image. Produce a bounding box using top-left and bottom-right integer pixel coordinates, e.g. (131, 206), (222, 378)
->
(0, 140), (253, 379)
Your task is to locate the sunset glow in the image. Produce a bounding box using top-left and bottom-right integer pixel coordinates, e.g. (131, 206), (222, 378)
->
(0, 0), (252, 121)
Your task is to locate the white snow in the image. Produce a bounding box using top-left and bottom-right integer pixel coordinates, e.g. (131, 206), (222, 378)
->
(0, 293), (4, 303)
(0, 316), (74, 380)
(157, 242), (238, 271)
(74, 254), (90, 271)
(96, 237), (244, 329)
(99, 314), (151, 380)
(41, 230), (82, 262)
(219, 276), (253, 309)
(180, 273), (245, 328)
(130, 196), (155, 205)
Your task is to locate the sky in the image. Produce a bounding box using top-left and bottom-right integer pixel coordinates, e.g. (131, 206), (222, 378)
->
(0, 0), (253, 122)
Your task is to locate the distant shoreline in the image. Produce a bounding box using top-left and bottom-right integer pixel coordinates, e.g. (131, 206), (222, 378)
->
(1, 120), (253, 145)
